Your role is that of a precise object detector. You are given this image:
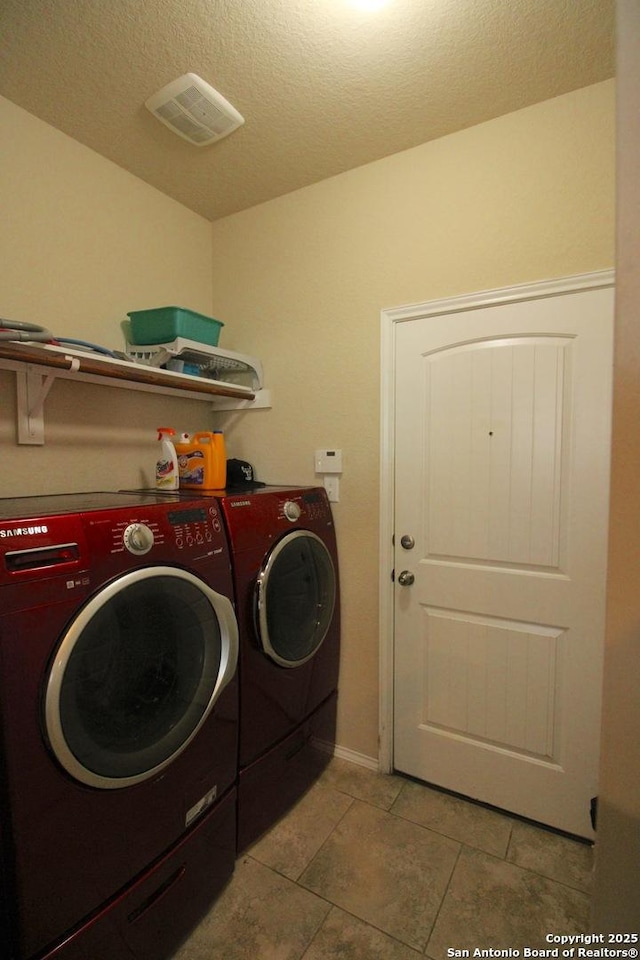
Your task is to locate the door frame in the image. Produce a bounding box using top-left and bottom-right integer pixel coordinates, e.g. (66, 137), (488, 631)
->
(378, 269), (615, 775)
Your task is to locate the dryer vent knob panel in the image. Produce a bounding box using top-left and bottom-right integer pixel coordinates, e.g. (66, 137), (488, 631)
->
(283, 501), (301, 522)
(123, 522), (155, 555)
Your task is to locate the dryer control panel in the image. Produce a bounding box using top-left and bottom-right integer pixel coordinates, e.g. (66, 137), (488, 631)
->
(283, 500), (301, 522)
(220, 487), (335, 553)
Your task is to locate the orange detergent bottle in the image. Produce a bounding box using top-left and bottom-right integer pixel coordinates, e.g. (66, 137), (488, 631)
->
(175, 431), (226, 490)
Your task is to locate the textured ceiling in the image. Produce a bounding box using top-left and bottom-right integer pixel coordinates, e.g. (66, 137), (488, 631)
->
(0, 0), (614, 222)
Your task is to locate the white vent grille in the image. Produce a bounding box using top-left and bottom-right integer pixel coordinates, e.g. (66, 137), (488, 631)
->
(146, 73), (244, 146)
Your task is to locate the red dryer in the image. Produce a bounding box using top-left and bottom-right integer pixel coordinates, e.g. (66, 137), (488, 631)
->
(215, 486), (340, 851)
(0, 492), (239, 960)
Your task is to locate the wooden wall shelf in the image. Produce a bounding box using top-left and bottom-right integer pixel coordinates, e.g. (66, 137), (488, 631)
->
(0, 342), (270, 445)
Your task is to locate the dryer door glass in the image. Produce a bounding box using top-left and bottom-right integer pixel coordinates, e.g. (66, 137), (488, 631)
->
(256, 531), (336, 667)
(44, 567), (238, 789)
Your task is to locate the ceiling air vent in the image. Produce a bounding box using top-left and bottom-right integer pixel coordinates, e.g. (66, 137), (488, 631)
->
(145, 73), (244, 146)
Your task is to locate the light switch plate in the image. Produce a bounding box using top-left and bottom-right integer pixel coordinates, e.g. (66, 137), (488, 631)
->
(323, 476), (340, 502)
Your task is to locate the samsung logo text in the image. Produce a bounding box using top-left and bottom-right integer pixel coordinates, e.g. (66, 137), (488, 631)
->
(0, 525), (49, 538)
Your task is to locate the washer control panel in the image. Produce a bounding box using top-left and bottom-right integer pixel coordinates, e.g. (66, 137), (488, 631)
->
(105, 502), (225, 557)
(167, 504), (222, 550)
(123, 522), (154, 555)
(0, 493), (232, 584)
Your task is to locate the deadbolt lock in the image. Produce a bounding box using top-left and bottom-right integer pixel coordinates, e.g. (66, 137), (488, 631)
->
(400, 535), (415, 550)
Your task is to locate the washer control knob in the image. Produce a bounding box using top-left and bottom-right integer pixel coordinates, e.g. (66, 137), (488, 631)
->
(123, 522), (154, 555)
(283, 500), (301, 522)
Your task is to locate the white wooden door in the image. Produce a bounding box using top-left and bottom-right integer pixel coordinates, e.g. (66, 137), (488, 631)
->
(392, 281), (613, 838)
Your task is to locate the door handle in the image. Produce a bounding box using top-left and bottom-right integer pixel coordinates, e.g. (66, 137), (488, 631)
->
(397, 570), (415, 586)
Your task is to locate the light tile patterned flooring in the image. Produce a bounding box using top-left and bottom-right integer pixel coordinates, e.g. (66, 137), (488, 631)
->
(172, 757), (594, 959)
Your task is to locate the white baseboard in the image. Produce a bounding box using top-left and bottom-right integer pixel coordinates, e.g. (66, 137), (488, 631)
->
(331, 744), (379, 772)
(312, 737), (380, 771)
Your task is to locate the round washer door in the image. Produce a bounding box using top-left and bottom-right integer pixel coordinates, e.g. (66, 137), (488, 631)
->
(256, 530), (336, 668)
(44, 566), (238, 789)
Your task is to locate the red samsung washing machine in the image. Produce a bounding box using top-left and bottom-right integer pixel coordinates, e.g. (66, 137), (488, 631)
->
(216, 486), (340, 851)
(0, 492), (239, 960)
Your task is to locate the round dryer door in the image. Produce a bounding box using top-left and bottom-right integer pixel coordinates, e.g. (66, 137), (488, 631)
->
(256, 530), (336, 667)
(44, 566), (238, 789)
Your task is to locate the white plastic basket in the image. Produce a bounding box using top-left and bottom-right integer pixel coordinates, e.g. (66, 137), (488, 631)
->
(125, 338), (263, 390)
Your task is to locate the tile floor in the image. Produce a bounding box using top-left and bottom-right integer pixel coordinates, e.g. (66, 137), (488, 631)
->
(171, 757), (594, 960)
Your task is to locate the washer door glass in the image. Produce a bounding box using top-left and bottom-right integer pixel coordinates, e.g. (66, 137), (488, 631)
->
(256, 531), (336, 667)
(44, 566), (238, 789)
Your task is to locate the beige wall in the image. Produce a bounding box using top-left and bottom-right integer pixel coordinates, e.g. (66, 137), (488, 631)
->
(0, 83), (615, 763)
(0, 95), (218, 493)
(210, 80), (615, 760)
(591, 0), (640, 930)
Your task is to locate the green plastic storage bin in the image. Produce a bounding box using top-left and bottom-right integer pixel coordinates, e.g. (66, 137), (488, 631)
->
(126, 307), (224, 346)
